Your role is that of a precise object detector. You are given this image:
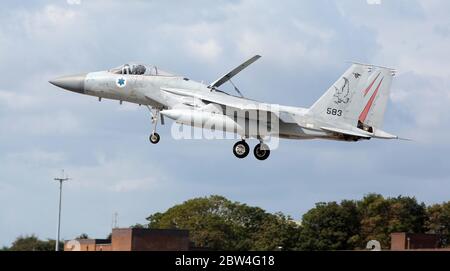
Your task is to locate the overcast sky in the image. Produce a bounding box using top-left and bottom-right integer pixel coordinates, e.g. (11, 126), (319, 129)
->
(1, 0), (449, 246)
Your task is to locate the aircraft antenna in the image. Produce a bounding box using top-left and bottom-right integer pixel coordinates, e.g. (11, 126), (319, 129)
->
(112, 211), (119, 229)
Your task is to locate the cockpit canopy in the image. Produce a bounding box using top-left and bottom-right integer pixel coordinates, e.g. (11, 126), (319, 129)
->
(109, 63), (176, 76)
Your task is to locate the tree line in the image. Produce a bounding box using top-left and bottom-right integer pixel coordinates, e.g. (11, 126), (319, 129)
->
(144, 194), (450, 250)
(1, 235), (63, 251)
(1, 234), (89, 251)
(2, 194), (449, 251)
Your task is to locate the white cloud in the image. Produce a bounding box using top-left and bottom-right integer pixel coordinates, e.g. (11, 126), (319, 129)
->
(5, 149), (66, 165)
(110, 178), (155, 193)
(1, 110), (82, 136)
(291, 19), (335, 43)
(390, 72), (450, 143)
(336, 1), (450, 78)
(186, 39), (223, 63)
(162, 22), (224, 63)
(20, 5), (80, 38)
(66, 154), (168, 193)
(389, 88), (409, 103)
(237, 30), (311, 66)
(0, 90), (41, 110)
(67, 0), (81, 5)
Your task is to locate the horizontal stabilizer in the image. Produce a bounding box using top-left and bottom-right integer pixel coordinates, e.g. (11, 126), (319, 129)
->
(372, 129), (398, 140)
(321, 126), (372, 138)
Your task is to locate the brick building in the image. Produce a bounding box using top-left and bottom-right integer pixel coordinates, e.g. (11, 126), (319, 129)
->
(390, 233), (446, 250)
(65, 228), (190, 251)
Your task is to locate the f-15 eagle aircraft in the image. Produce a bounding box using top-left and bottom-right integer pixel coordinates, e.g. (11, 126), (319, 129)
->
(49, 55), (400, 160)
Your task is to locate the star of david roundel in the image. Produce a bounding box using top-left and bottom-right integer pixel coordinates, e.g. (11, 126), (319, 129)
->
(116, 77), (126, 88)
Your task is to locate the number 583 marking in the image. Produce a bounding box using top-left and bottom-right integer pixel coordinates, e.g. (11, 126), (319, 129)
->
(327, 108), (343, 116)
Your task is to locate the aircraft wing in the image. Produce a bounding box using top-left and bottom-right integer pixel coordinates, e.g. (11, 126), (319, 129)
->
(208, 55), (261, 89)
(161, 87), (309, 126)
(160, 87), (285, 124)
(161, 87), (267, 111)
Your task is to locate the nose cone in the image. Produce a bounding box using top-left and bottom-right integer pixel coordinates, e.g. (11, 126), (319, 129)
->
(49, 73), (87, 94)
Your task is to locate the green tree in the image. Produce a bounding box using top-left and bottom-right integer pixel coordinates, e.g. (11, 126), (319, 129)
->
(76, 233), (89, 239)
(251, 212), (301, 251)
(8, 235), (63, 251)
(358, 194), (426, 249)
(146, 195), (301, 250)
(298, 195), (427, 250)
(426, 201), (450, 247)
(130, 223), (146, 229)
(299, 200), (360, 250)
(387, 196), (427, 233)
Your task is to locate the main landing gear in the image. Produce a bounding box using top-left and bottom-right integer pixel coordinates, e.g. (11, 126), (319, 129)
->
(147, 107), (164, 144)
(232, 140), (271, 160)
(233, 141), (250, 159)
(253, 142), (271, 161)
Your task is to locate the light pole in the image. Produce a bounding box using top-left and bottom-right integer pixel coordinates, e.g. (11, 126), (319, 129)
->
(54, 170), (70, 251)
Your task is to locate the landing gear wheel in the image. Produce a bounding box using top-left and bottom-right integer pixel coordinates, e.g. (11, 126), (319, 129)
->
(233, 141), (250, 159)
(254, 143), (270, 160)
(149, 133), (160, 144)
(146, 106), (163, 145)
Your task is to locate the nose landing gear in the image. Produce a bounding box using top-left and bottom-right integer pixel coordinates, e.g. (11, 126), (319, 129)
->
(147, 106), (164, 144)
(149, 132), (160, 144)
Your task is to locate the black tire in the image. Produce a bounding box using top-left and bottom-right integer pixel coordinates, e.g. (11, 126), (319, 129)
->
(254, 143), (270, 160)
(149, 133), (160, 144)
(233, 141), (250, 159)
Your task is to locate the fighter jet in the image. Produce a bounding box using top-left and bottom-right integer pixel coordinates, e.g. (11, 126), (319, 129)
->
(49, 56), (400, 160)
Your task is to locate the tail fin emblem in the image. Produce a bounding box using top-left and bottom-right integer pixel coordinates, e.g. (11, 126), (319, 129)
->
(333, 77), (350, 104)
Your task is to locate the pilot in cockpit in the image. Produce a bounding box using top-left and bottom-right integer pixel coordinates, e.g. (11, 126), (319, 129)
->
(131, 64), (146, 75)
(111, 64), (174, 77)
(121, 64), (131, 74)
(119, 64), (146, 75)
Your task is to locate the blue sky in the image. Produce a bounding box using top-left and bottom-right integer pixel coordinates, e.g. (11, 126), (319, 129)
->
(1, 0), (450, 246)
